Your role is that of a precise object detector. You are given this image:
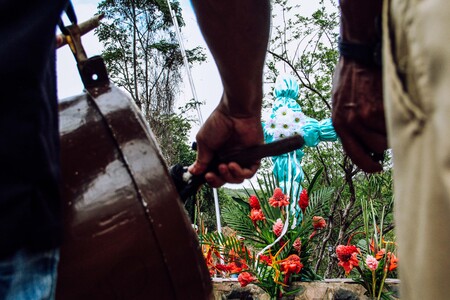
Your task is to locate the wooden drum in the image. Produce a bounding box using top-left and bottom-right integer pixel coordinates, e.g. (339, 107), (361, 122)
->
(55, 57), (211, 299)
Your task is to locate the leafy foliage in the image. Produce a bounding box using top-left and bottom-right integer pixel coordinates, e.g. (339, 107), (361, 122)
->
(335, 198), (398, 300)
(257, 0), (396, 279)
(200, 172), (327, 298)
(96, 0), (205, 165)
(194, 0), (396, 284)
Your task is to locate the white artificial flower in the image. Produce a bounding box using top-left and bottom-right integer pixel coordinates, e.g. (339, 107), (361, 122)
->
(292, 111), (307, 126)
(265, 106), (306, 140)
(291, 128), (304, 137)
(273, 128), (288, 141)
(264, 118), (278, 135)
(275, 106), (294, 120)
(279, 120), (295, 137)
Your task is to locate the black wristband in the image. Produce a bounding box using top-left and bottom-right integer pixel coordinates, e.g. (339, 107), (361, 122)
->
(338, 37), (382, 68)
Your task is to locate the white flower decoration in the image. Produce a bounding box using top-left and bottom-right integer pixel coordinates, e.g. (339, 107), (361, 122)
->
(264, 118), (278, 135)
(292, 111), (307, 126)
(273, 128), (288, 140)
(277, 106), (293, 117)
(265, 106), (305, 141)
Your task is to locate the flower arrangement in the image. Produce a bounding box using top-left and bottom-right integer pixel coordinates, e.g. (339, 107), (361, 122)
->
(335, 199), (398, 300)
(200, 173), (327, 299)
(264, 106), (307, 141)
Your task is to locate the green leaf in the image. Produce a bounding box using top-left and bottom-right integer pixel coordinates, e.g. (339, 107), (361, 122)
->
(307, 167), (323, 193)
(231, 196), (251, 211)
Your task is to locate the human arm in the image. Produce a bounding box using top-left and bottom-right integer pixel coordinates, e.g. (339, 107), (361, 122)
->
(331, 0), (387, 172)
(188, 0), (271, 187)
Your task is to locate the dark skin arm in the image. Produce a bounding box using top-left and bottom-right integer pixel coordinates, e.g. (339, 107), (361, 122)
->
(332, 0), (387, 173)
(190, 0), (384, 183)
(189, 0), (271, 187)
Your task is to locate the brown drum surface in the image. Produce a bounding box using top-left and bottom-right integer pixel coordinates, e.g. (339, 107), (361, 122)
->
(56, 86), (212, 299)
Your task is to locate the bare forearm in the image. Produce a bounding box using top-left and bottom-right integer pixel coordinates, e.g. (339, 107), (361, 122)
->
(332, 0), (387, 173)
(339, 0), (382, 43)
(191, 0), (270, 117)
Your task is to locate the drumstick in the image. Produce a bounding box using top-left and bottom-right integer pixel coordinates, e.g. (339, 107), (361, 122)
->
(170, 135), (305, 203)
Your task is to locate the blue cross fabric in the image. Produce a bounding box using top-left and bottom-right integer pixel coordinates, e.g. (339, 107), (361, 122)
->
(263, 74), (337, 223)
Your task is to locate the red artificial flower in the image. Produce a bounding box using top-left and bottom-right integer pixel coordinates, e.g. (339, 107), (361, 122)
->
(215, 264), (230, 272)
(204, 247), (214, 267)
(280, 254), (303, 275)
(336, 245), (360, 261)
(238, 272), (256, 287)
(293, 238), (302, 253)
(312, 216), (327, 229)
(340, 253), (359, 275)
(375, 248), (386, 260)
(336, 245), (360, 275)
(240, 259), (249, 270)
(387, 252), (398, 271)
(298, 189), (309, 213)
(250, 208), (265, 225)
(269, 188), (290, 207)
(258, 255), (272, 266)
(227, 261), (243, 274)
(248, 195), (261, 209)
(272, 218), (284, 237)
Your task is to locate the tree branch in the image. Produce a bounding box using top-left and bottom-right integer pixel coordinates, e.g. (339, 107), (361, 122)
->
(268, 50), (332, 110)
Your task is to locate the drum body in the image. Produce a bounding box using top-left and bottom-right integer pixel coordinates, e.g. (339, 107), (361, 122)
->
(56, 86), (211, 299)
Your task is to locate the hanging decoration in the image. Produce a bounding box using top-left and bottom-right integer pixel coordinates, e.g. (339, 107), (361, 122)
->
(263, 74), (338, 223)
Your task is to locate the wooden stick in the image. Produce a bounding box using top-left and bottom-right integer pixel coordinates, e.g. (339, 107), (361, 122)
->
(57, 14), (104, 49)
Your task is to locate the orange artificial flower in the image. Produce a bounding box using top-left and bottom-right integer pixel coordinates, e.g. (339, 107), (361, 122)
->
(228, 249), (239, 260)
(387, 252), (398, 271)
(250, 208), (265, 225)
(340, 252), (359, 275)
(239, 259), (249, 271)
(280, 254), (303, 275)
(227, 261), (248, 274)
(269, 188), (290, 207)
(375, 248), (386, 260)
(370, 238), (376, 253)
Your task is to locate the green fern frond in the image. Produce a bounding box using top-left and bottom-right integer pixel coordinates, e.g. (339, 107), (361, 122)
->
(305, 186), (334, 218)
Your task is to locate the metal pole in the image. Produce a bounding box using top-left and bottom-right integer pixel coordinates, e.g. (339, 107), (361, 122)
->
(166, 0), (222, 234)
(166, 1), (203, 124)
(213, 188), (222, 233)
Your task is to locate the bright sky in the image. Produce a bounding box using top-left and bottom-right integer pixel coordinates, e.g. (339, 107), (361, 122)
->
(56, 0), (335, 126)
